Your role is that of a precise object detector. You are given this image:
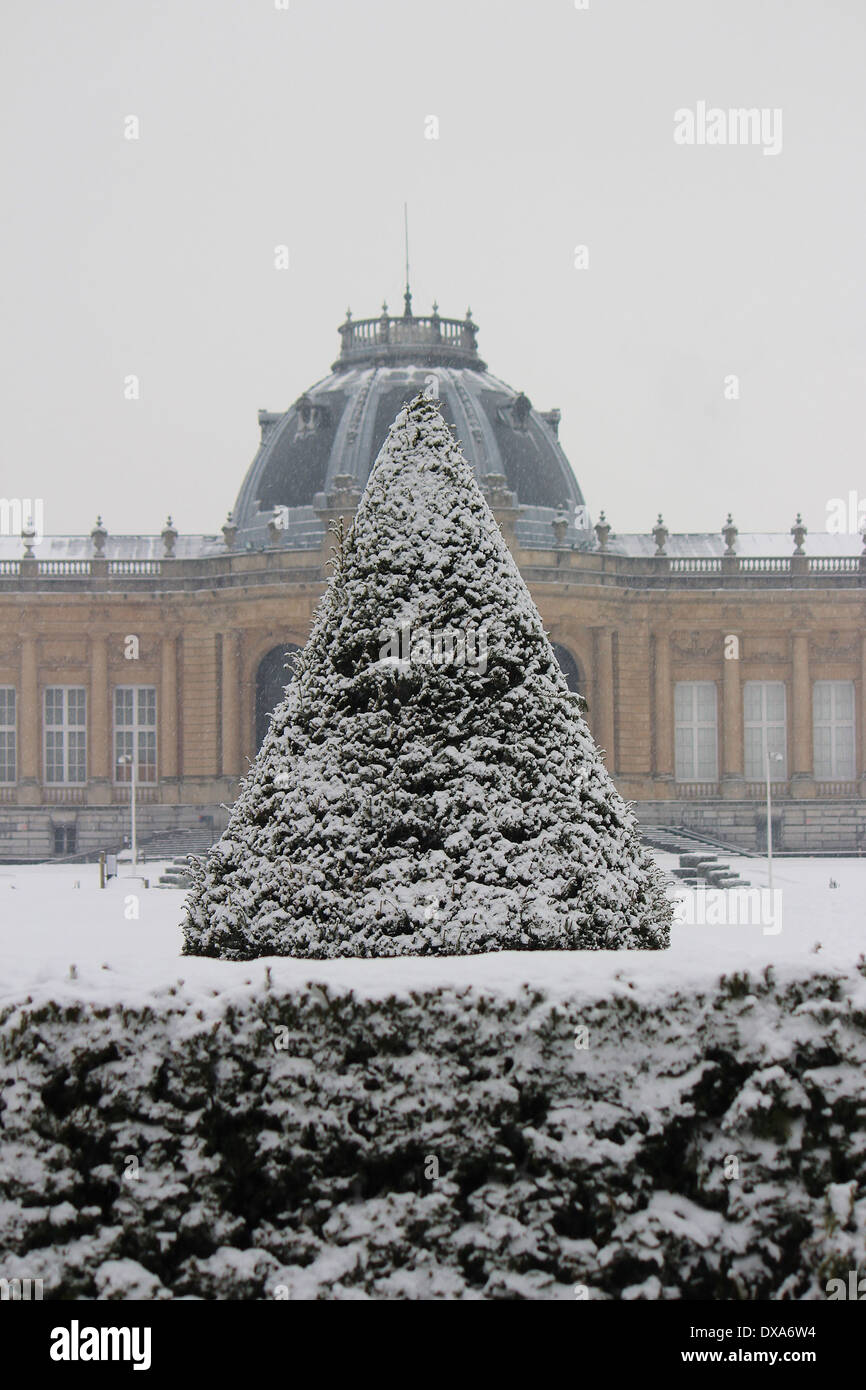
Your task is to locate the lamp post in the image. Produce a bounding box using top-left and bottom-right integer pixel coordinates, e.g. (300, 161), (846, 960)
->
(765, 749), (784, 890)
(118, 752), (137, 869)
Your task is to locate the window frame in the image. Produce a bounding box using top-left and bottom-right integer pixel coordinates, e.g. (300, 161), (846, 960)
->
(674, 680), (719, 783)
(813, 679), (856, 782)
(0, 686), (16, 785)
(743, 680), (788, 782)
(43, 686), (87, 785)
(113, 685), (158, 786)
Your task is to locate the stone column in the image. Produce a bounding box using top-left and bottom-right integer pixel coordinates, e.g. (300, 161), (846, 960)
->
(88, 634), (111, 804)
(593, 627), (615, 772)
(790, 631), (815, 797)
(160, 633), (178, 792)
(17, 634), (39, 804)
(653, 631), (673, 784)
(241, 648), (256, 773)
(221, 630), (241, 780)
(721, 631), (745, 797)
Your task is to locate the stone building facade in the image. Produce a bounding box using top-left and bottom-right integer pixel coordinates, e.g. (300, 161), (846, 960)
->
(1, 298), (864, 859)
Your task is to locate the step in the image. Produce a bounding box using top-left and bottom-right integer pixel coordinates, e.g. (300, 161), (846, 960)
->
(679, 853), (719, 868)
(704, 866), (734, 884)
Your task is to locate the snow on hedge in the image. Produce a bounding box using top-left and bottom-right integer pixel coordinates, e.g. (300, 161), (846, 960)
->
(182, 393), (670, 959)
(1, 962), (865, 1300)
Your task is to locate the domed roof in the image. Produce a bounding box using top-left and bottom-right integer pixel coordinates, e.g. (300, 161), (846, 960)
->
(231, 298), (590, 550)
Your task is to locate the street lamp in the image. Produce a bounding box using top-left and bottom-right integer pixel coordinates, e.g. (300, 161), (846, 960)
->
(765, 749), (784, 890)
(117, 752), (137, 869)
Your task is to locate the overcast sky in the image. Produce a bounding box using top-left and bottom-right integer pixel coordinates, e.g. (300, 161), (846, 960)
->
(1, 0), (864, 542)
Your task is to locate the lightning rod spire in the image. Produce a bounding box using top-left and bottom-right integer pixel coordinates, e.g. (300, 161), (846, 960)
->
(403, 203), (412, 318)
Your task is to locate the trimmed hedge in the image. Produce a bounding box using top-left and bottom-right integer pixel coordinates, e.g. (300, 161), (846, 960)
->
(1, 967), (865, 1299)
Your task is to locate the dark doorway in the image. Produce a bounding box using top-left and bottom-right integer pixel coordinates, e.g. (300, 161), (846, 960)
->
(53, 825), (77, 856)
(551, 643), (584, 699)
(255, 644), (300, 748)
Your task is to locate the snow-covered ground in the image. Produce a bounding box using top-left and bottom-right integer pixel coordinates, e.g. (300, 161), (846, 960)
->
(0, 854), (862, 1010)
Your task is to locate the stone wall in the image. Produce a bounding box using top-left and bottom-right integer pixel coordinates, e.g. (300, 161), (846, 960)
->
(0, 803), (231, 863)
(4, 796), (866, 863)
(637, 798), (866, 854)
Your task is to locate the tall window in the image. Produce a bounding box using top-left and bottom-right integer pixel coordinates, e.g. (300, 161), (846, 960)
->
(744, 681), (787, 781)
(813, 680), (855, 781)
(44, 687), (87, 784)
(674, 682), (718, 782)
(0, 687), (15, 783)
(114, 686), (157, 784)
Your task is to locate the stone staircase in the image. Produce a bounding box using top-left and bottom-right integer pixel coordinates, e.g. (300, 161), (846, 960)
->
(151, 829), (216, 890)
(642, 825), (751, 890)
(669, 852), (750, 890)
(642, 824), (753, 859)
(141, 826), (216, 861)
(155, 855), (201, 890)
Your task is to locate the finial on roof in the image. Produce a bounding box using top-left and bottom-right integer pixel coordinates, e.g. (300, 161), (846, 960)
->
(21, 517), (36, 560)
(91, 515), (108, 557)
(595, 511), (611, 552)
(652, 514), (669, 557)
(222, 511), (238, 551)
(161, 516), (178, 558)
(552, 509), (569, 547)
(722, 513), (738, 556)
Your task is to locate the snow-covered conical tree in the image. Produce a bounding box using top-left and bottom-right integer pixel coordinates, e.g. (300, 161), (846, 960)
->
(182, 393), (671, 959)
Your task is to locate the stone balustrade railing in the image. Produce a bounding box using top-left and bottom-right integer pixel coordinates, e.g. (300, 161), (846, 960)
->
(0, 547), (864, 592)
(334, 311), (485, 369)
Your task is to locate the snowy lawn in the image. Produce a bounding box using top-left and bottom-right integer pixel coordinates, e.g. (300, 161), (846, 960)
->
(0, 854), (862, 1009)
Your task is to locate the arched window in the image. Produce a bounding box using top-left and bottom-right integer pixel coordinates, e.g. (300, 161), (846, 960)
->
(551, 643), (584, 700)
(255, 644), (300, 748)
